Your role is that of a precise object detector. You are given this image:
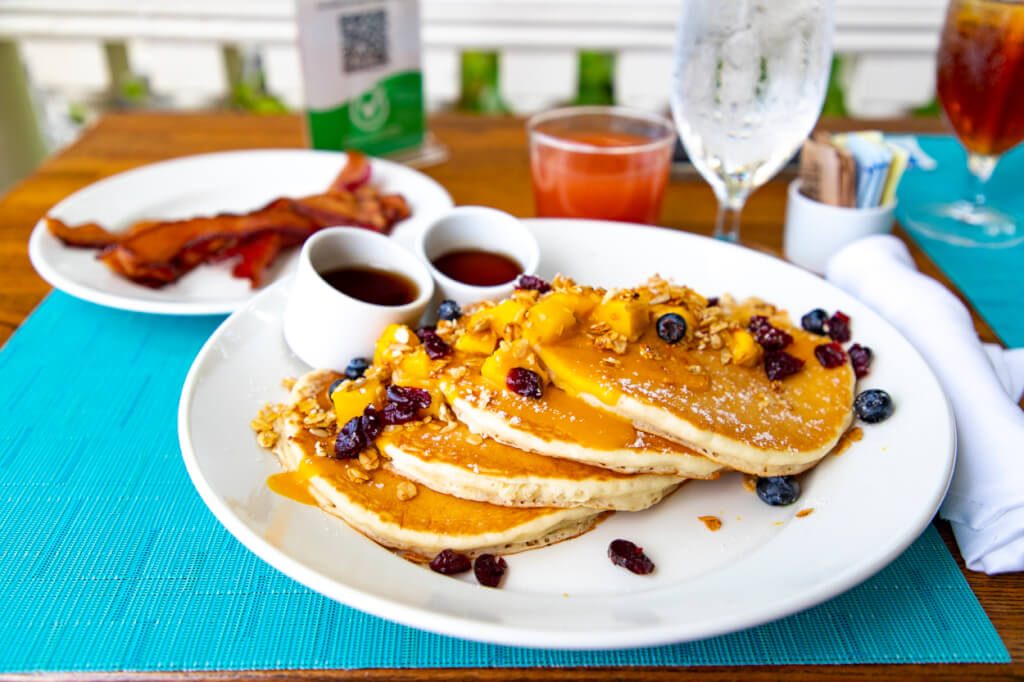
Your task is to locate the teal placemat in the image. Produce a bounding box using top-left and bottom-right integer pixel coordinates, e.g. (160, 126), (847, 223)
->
(896, 136), (1024, 347)
(0, 292), (1009, 670)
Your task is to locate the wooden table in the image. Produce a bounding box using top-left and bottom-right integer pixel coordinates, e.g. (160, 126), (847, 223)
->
(0, 112), (1020, 681)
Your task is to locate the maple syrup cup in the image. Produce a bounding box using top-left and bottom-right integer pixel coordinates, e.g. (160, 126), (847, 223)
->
(283, 227), (434, 370)
(418, 206), (540, 307)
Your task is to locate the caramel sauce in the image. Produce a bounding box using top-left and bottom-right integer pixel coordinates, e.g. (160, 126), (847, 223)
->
(445, 368), (702, 457)
(379, 420), (634, 481)
(536, 326), (854, 453)
(319, 266), (418, 306)
(431, 249), (522, 286)
(270, 412), (575, 535)
(267, 471), (318, 505)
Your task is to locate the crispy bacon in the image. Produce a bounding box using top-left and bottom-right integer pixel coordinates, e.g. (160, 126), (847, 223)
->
(45, 153), (412, 288)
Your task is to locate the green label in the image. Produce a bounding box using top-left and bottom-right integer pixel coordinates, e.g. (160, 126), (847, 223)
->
(306, 71), (425, 156)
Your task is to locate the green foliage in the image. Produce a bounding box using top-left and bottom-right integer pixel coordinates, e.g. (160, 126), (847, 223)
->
(573, 51), (615, 106)
(457, 51), (509, 114)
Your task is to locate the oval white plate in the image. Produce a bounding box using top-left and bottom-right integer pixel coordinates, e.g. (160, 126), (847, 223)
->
(178, 219), (955, 649)
(28, 149), (454, 315)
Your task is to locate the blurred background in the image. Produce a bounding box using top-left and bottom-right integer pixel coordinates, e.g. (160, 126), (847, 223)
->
(0, 0), (946, 194)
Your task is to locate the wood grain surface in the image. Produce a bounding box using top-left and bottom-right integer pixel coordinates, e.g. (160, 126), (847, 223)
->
(0, 111), (1020, 681)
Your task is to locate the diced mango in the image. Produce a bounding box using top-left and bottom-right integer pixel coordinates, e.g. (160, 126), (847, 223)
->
(543, 291), (598, 318)
(373, 324), (419, 366)
(488, 299), (529, 335)
(454, 329), (498, 355)
(394, 349), (433, 382)
(331, 376), (383, 424)
(481, 343), (548, 390)
(728, 329), (762, 367)
(524, 300), (577, 344)
(533, 347), (619, 405)
(593, 298), (649, 342)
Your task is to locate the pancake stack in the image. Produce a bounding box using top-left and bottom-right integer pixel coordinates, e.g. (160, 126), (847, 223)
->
(255, 275), (856, 562)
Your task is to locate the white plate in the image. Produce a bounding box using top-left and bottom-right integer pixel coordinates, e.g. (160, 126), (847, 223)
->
(178, 219), (955, 649)
(28, 149), (454, 315)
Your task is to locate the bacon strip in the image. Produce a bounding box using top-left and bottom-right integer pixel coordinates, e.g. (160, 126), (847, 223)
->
(45, 153), (412, 289)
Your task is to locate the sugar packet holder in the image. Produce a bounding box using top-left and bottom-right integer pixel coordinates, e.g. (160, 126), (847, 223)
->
(784, 178), (896, 275)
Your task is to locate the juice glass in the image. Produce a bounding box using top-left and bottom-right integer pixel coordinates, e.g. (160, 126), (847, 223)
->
(527, 107), (676, 224)
(903, 0), (1024, 247)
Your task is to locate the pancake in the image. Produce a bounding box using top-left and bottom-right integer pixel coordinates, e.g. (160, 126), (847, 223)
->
(531, 292), (856, 476)
(267, 369), (604, 560)
(378, 418), (683, 510)
(441, 368), (724, 478)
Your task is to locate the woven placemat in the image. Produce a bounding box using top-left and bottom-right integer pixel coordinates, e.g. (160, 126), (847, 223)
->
(0, 292), (1008, 670)
(896, 136), (1024, 347)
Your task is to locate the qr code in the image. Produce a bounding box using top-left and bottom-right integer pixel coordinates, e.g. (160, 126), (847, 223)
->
(340, 10), (389, 73)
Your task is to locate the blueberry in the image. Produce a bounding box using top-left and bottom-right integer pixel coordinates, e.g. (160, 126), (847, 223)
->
(345, 357), (370, 380)
(756, 476), (800, 506)
(655, 313), (688, 344)
(854, 389), (894, 423)
(327, 378), (344, 398)
(437, 299), (462, 321)
(801, 308), (829, 335)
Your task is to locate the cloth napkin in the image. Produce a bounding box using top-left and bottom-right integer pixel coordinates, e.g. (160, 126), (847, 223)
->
(825, 235), (1024, 574)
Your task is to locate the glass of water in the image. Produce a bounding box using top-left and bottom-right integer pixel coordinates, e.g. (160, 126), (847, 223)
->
(671, 0), (835, 243)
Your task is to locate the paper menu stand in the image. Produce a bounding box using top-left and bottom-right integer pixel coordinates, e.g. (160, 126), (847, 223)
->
(296, 0), (444, 165)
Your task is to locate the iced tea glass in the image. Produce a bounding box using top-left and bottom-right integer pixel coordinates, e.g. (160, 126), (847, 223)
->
(904, 0), (1024, 247)
(527, 107), (676, 224)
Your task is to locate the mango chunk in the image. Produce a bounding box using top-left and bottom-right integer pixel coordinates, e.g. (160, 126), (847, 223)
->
(332, 376), (383, 424)
(488, 299), (529, 336)
(524, 300), (577, 344)
(728, 329), (762, 367)
(593, 298), (649, 342)
(481, 343), (548, 390)
(543, 291), (598, 318)
(454, 329), (499, 355)
(394, 349), (433, 382)
(373, 324), (419, 366)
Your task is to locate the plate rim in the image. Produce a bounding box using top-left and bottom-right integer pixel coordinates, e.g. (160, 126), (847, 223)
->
(28, 148), (454, 316)
(178, 218), (957, 649)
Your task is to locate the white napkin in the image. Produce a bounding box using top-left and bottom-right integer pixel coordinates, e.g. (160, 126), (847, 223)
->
(825, 235), (1024, 574)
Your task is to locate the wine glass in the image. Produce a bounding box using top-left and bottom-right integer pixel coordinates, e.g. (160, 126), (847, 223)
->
(903, 0), (1024, 248)
(670, 0), (835, 243)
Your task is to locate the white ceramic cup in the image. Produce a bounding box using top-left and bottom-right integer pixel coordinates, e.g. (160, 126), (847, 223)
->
(783, 179), (896, 275)
(283, 227), (435, 370)
(418, 205), (540, 307)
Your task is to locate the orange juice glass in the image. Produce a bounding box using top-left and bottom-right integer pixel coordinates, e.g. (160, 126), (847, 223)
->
(527, 106), (676, 224)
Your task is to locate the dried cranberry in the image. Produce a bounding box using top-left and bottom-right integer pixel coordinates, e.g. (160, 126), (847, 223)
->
(386, 385), (432, 409)
(515, 274), (551, 293)
(706, 297), (719, 308)
(849, 343), (872, 378)
(333, 416), (365, 458)
(473, 553), (507, 587)
(359, 406), (383, 441)
(415, 326), (437, 342)
(828, 311), (851, 343)
(764, 350), (805, 381)
(506, 367), (543, 398)
(429, 549), (472, 575)
(814, 342), (847, 369)
(748, 315), (793, 351)
(423, 334), (452, 359)
(608, 539), (655, 575)
(382, 401), (419, 425)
